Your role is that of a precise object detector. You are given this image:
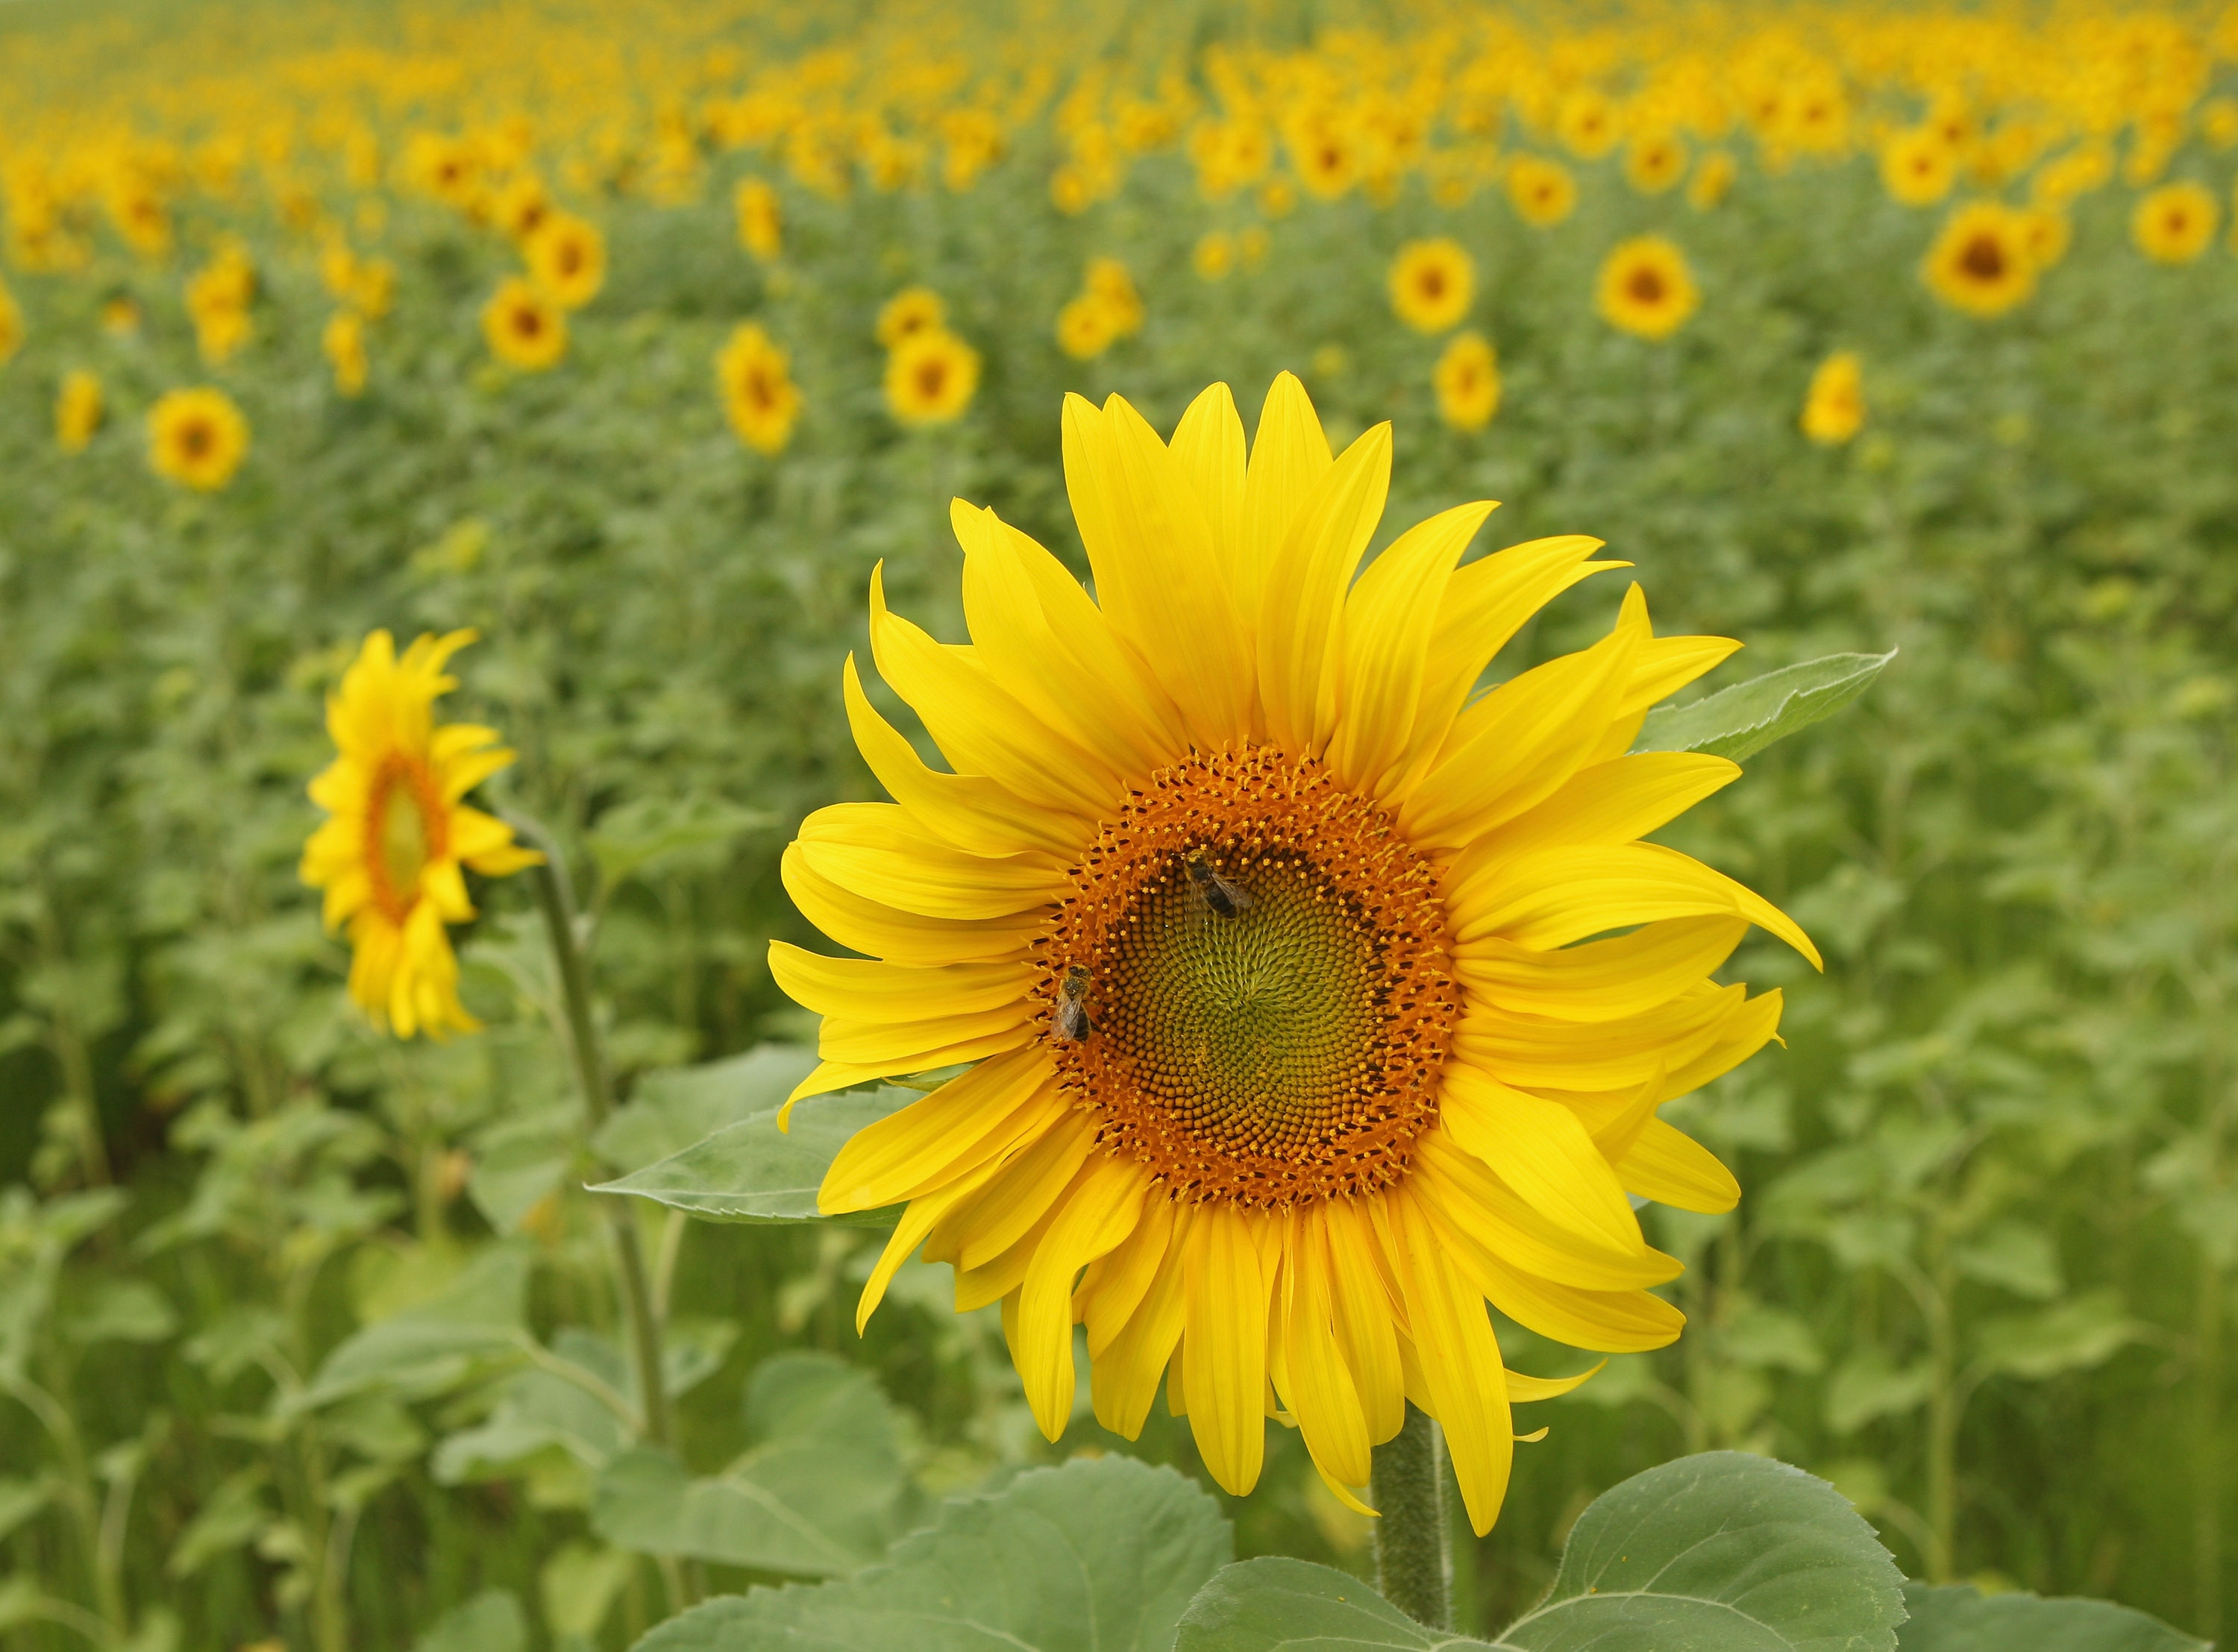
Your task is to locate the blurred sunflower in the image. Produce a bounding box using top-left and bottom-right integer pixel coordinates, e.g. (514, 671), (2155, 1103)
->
(1596, 236), (1698, 339)
(1555, 87), (1621, 159)
(300, 630), (542, 1040)
(1085, 257), (1144, 336)
(775, 374), (1814, 1531)
(493, 173), (552, 241)
(55, 370), (101, 453)
(100, 295), (140, 336)
(0, 282), (25, 365)
(1923, 201), (2035, 316)
(1686, 149), (1736, 210)
(2020, 208), (2071, 269)
(1623, 130), (1687, 195)
(148, 386), (248, 491)
(1193, 232), (1234, 281)
(884, 327), (979, 425)
(1800, 351), (1864, 445)
(877, 286), (946, 348)
(1506, 154), (1576, 226)
(736, 178), (783, 261)
(1880, 128), (1957, 206)
(527, 211), (606, 308)
(1433, 331), (1499, 430)
(1389, 238), (1474, 333)
(324, 312), (368, 397)
(2133, 180), (2216, 263)
(482, 276), (567, 369)
(715, 321), (802, 454)
(1056, 295), (1118, 359)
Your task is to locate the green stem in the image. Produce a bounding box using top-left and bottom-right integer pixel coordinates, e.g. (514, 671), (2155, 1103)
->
(2197, 1251), (2223, 1641)
(1371, 1404), (1450, 1630)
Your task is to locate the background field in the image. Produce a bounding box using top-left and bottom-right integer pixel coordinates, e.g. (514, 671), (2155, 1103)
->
(2, 1), (2237, 1648)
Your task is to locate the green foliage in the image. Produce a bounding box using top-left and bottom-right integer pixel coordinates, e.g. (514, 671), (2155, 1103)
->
(1896, 1585), (2205, 1652)
(592, 1091), (909, 1226)
(1634, 650), (1898, 762)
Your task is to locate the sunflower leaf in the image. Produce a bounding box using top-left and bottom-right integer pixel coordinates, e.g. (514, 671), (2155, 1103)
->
(587, 1090), (910, 1226)
(1634, 649), (1896, 762)
(1895, 1584), (2205, 1651)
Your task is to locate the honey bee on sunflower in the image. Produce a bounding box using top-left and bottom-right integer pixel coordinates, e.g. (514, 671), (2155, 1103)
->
(769, 375), (1816, 1532)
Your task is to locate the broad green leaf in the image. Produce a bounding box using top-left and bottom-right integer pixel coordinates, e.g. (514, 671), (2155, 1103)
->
(167, 1467), (273, 1579)
(434, 1329), (636, 1484)
(592, 1351), (912, 1575)
(589, 1091), (911, 1226)
(542, 1542), (637, 1643)
(1896, 1584), (2205, 1651)
(1953, 1222), (2063, 1300)
(415, 1588), (527, 1652)
(633, 1455), (1229, 1651)
(1825, 1351), (1934, 1433)
(467, 1106), (582, 1235)
(302, 1244), (533, 1407)
(1973, 1290), (2134, 1381)
(1634, 650), (1896, 763)
(60, 1278), (178, 1345)
(588, 794), (776, 888)
(1175, 1557), (1493, 1651)
(592, 1045), (821, 1174)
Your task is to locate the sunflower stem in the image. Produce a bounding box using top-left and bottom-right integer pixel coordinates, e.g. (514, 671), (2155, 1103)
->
(513, 816), (674, 1456)
(1372, 1403), (1452, 1630)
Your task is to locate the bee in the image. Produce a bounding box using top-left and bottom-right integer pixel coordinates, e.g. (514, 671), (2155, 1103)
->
(1053, 964), (1093, 1041)
(1184, 847), (1255, 918)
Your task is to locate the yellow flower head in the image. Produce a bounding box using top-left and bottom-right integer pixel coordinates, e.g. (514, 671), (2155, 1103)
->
(1623, 129), (1688, 195)
(1686, 149), (1737, 210)
(2133, 180), (2216, 263)
(148, 387), (248, 491)
(884, 327), (979, 425)
(1596, 236), (1698, 339)
(1800, 351), (1865, 445)
(482, 276), (567, 370)
(1923, 201), (2036, 317)
(1433, 332), (1500, 430)
(1389, 238), (1475, 334)
(1506, 154), (1577, 227)
(493, 172), (553, 241)
(1880, 128), (1958, 207)
(527, 211), (606, 308)
(1193, 232), (1234, 281)
(1556, 87), (1622, 160)
(877, 286), (947, 348)
(1288, 116), (1356, 201)
(300, 630), (542, 1040)
(716, 321), (803, 455)
(2020, 207), (2071, 270)
(736, 178), (783, 261)
(56, 370), (102, 453)
(1056, 294), (1118, 359)
(324, 311), (368, 397)
(1085, 257), (1144, 336)
(776, 374), (1814, 1533)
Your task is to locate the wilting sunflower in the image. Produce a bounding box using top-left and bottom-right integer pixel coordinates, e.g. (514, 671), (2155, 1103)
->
(482, 276), (567, 370)
(736, 178), (783, 261)
(527, 212), (607, 308)
(1388, 238), (1475, 334)
(771, 374), (1815, 1533)
(1506, 154), (1576, 226)
(1596, 236), (1698, 339)
(300, 630), (542, 1039)
(715, 321), (803, 454)
(148, 386), (248, 491)
(55, 369), (101, 453)
(2132, 180), (2216, 263)
(1800, 351), (1864, 445)
(885, 327), (980, 425)
(1923, 201), (2036, 316)
(1433, 332), (1500, 430)
(877, 286), (946, 348)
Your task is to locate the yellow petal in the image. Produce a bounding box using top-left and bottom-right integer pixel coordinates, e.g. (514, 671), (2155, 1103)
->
(1182, 1202), (1273, 1495)
(818, 1045), (1062, 1211)
(1016, 1156), (1150, 1439)
(1274, 1212), (1373, 1489)
(1238, 372), (1334, 625)
(1456, 754), (1741, 873)
(1323, 1195), (1408, 1444)
(1616, 1118), (1741, 1213)
(1091, 1202), (1193, 1437)
(929, 1109), (1097, 1272)
(855, 1166), (1000, 1333)
(781, 844), (1040, 966)
(1505, 1361), (1607, 1403)
(1455, 915), (1749, 1024)
(1655, 987), (1784, 1102)
(1452, 982), (1750, 1092)
(1256, 420), (1391, 753)
(1464, 1238), (1686, 1354)
(1385, 1185), (1514, 1536)
(1412, 1128), (1679, 1292)
(796, 803), (1066, 921)
(1438, 1064), (1644, 1254)
(1082, 1194), (1179, 1356)
(1170, 383), (1248, 600)
(1411, 537), (1620, 751)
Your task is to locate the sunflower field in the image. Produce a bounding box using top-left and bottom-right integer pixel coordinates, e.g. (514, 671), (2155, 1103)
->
(2, 0), (2237, 1648)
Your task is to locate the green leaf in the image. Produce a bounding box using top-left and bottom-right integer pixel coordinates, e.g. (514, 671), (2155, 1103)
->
(592, 1045), (821, 1174)
(467, 1107), (582, 1236)
(302, 1244), (533, 1407)
(0, 1478), (51, 1546)
(1176, 1557), (1492, 1651)
(60, 1278), (179, 1345)
(1896, 1584), (2206, 1651)
(542, 1542), (637, 1643)
(1973, 1290), (2135, 1381)
(633, 1455), (1230, 1651)
(1953, 1222), (2063, 1301)
(1825, 1351), (1934, 1433)
(592, 1351), (912, 1575)
(167, 1467), (274, 1579)
(1634, 650), (1896, 763)
(414, 1588), (527, 1652)
(589, 1091), (911, 1226)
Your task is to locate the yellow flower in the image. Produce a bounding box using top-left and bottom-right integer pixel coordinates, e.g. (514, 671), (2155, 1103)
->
(1506, 154), (1576, 227)
(884, 327), (979, 425)
(1800, 351), (1864, 445)
(775, 374), (1813, 1530)
(1880, 128), (1957, 207)
(1596, 236), (1698, 339)
(1288, 115), (1356, 200)
(324, 312), (368, 397)
(2020, 207), (2071, 270)
(1687, 149), (1736, 210)
(877, 286), (946, 348)
(526, 212), (606, 309)
(1922, 201), (2036, 317)
(0, 281), (22, 365)
(56, 370), (102, 453)
(1056, 295), (1118, 359)
(1555, 87), (1622, 160)
(148, 387), (249, 491)
(300, 630), (542, 1040)
(482, 276), (567, 370)
(2204, 98), (2238, 151)
(1623, 129), (1688, 195)
(492, 172), (553, 241)
(1389, 238), (1474, 334)
(2133, 180), (2216, 263)
(1085, 257), (1144, 335)
(1193, 232), (1234, 281)
(736, 178), (783, 261)
(715, 321), (803, 454)
(1433, 332), (1499, 430)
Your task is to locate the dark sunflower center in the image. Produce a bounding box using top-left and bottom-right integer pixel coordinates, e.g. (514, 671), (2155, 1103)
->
(1629, 266), (1666, 303)
(1961, 233), (2005, 279)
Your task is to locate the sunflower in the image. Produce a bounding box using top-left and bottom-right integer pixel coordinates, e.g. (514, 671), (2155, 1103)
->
(324, 311), (368, 397)
(2133, 180), (2216, 263)
(1433, 332), (1499, 430)
(1686, 149), (1736, 210)
(773, 374), (1814, 1533)
(715, 321), (803, 454)
(482, 276), (567, 370)
(1880, 128), (1957, 207)
(526, 211), (606, 308)
(1085, 257), (1144, 336)
(1623, 130), (1687, 195)
(1800, 351), (1864, 445)
(1056, 295), (1118, 359)
(1505, 154), (1576, 227)
(877, 286), (947, 348)
(1194, 232), (1234, 281)
(1555, 87), (1622, 160)
(493, 173), (552, 241)
(1922, 201), (2035, 317)
(1596, 236), (1698, 340)
(301, 630), (542, 1039)
(55, 370), (101, 453)
(148, 386), (249, 491)
(736, 178), (783, 261)
(884, 327), (979, 425)
(1388, 239), (1474, 334)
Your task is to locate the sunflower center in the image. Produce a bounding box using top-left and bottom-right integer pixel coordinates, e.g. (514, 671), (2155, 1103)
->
(1960, 233), (2005, 280)
(1040, 746), (1455, 1209)
(1628, 266), (1666, 304)
(365, 754), (442, 922)
(181, 420), (211, 457)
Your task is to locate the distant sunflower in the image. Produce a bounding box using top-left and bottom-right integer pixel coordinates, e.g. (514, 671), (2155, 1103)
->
(1800, 351), (1864, 445)
(1880, 128), (1958, 207)
(2020, 208), (2071, 269)
(55, 369), (101, 453)
(1389, 238), (1475, 333)
(301, 630), (542, 1039)
(877, 286), (946, 348)
(2133, 180), (2216, 263)
(1056, 295), (1118, 359)
(1923, 201), (2035, 316)
(1085, 257), (1144, 336)
(716, 321), (803, 454)
(526, 212), (607, 308)
(325, 312), (369, 397)
(884, 327), (979, 425)
(148, 386), (248, 491)
(775, 374), (1814, 1533)
(1596, 236), (1698, 339)
(1687, 149), (1736, 210)
(1623, 130), (1687, 195)
(1433, 331), (1499, 430)
(482, 276), (567, 369)
(493, 173), (553, 241)
(736, 178), (783, 261)
(1506, 154), (1576, 227)
(1555, 87), (1622, 160)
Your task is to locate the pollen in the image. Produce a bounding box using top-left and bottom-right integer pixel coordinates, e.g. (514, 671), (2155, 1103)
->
(1036, 746), (1457, 1210)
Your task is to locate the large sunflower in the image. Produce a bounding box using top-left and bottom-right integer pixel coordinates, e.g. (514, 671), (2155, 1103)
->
(771, 376), (1816, 1533)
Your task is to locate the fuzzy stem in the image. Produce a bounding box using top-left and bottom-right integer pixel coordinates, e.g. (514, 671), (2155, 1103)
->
(1371, 1404), (1451, 1630)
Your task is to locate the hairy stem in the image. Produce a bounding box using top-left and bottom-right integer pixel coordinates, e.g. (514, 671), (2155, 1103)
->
(1371, 1404), (1451, 1630)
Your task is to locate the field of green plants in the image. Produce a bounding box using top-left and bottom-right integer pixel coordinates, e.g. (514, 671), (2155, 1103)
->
(2, 1), (2237, 1648)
